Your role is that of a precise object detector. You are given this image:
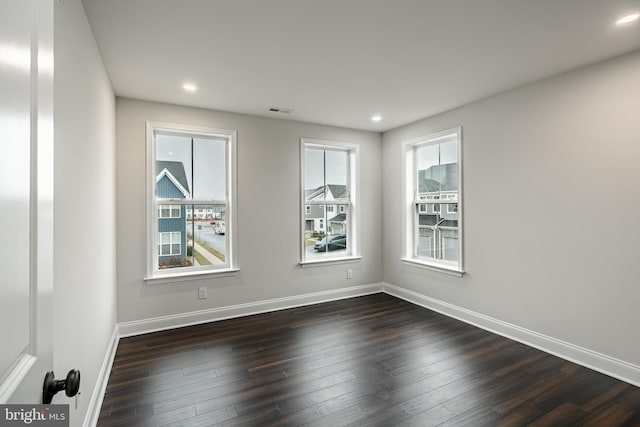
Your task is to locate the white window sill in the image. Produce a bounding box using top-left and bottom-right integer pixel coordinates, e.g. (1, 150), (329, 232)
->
(145, 268), (240, 285)
(300, 256), (362, 268)
(400, 258), (464, 277)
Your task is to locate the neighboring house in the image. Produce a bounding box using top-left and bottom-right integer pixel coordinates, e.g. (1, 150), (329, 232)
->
(304, 184), (348, 234)
(186, 205), (225, 221)
(327, 213), (347, 235)
(417, 163), (459, 261)
(156, 160), (190, 266)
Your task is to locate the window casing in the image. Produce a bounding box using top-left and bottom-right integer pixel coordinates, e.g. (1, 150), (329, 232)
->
(403, 128), (463, 274)
(146, 122), (237, 280)
(301, 139), (359, 264)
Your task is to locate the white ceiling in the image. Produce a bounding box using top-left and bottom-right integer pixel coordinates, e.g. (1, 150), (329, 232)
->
(82, 0), (640, 132)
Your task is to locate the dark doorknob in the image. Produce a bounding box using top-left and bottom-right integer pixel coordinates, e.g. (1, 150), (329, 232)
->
(42, 369), (80, 404)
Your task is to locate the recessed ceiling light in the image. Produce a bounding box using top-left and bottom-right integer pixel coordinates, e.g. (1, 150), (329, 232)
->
(371, 115), (382, 122)
(616, 13), (639, 26)
(182, 83), (197, 93)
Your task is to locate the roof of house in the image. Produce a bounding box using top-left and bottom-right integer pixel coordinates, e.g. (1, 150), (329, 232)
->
(418, 214), (440, 226)
(327, 184), (347, 199)
(328, 213), (347, 222)
(305, 184), (348, 201)
(418, 214), (458, 228)
(305, 185), (324, 200)
(157, 160), (190, 193)
(439, 219), (459, 228)
(418, 163), (458, 193)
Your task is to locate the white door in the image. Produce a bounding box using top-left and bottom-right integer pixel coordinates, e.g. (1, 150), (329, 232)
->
(0, 0), (54, 404)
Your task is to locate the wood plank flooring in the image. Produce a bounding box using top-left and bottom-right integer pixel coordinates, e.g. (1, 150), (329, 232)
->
(98, 294), (640, 426)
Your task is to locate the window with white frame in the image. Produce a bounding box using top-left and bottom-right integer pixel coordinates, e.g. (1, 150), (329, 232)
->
(158, 205), (181, 218)
(403, 128), (463, 273)
(147, 122), (237, 278)
(158, 232), (181, 256)
(301, 139), (358, 263)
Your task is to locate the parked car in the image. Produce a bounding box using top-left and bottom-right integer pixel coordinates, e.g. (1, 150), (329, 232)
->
(211, 220), (225, 235)
(314, 234), (346, 252)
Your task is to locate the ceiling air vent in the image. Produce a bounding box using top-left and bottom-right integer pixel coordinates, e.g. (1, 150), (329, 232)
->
(268, 107), (293, 114)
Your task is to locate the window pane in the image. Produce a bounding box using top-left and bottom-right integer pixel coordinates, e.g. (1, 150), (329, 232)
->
(305, 147), (325, 201)
(417, 229), (433, 258)
(187, 205), (226, 267)
(156, 134), (192, 200)
(152, 127), (233, 275)
(415, 205), (459, 263)
(416, 139), (458, 201)
(193, 138), (226, 200)
(305, 204), (348, 258)
(325, 149), (347, 192)
(443, 235), (459, 262)
(304, 147), (348, 202)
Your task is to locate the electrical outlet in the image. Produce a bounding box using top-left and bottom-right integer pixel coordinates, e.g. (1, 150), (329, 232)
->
(347, 268), (353, 279)
(198, 287), (207, 299)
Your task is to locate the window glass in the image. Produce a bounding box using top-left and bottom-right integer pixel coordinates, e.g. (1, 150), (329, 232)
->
(149, 125), (235, 278)
(406, 129), (462, 272)
(302, 141), (356, 262)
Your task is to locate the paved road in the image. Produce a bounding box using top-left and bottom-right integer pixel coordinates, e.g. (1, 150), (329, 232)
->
(188, 221), (226, 254)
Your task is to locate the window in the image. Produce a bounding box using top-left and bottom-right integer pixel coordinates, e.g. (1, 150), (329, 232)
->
(403, 128), (463, 274)
(158, 232), (181, 256)
(146, 122), (237, 279)
(301, 139), (359, 263)
(158, 205), (181, 218)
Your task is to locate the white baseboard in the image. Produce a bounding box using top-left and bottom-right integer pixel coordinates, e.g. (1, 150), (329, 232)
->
(83, 325), (119, 427)
(0, 354), (36, 404)
(382, 282), (640, 387)
(118, 283), (384, 338)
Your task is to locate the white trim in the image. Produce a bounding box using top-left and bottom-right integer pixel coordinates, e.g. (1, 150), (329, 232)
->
(144, 268), (240, 285)
(400, 258), (464, 277)
(0, 354), (36, 404)
(299, 256), (363, 267)
(83, 325), (119, 427)
(118, 283), (383, 337)
(382, 283), (640, 387)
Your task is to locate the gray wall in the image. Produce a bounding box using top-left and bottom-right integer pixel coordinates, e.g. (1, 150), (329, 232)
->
(54, 0), (116, 424)
(116, 99), (382, 322)
(382, 50), (640, 366)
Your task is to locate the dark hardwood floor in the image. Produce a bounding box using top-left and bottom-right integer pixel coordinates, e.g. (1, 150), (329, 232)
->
(98, 294), (640, 426)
